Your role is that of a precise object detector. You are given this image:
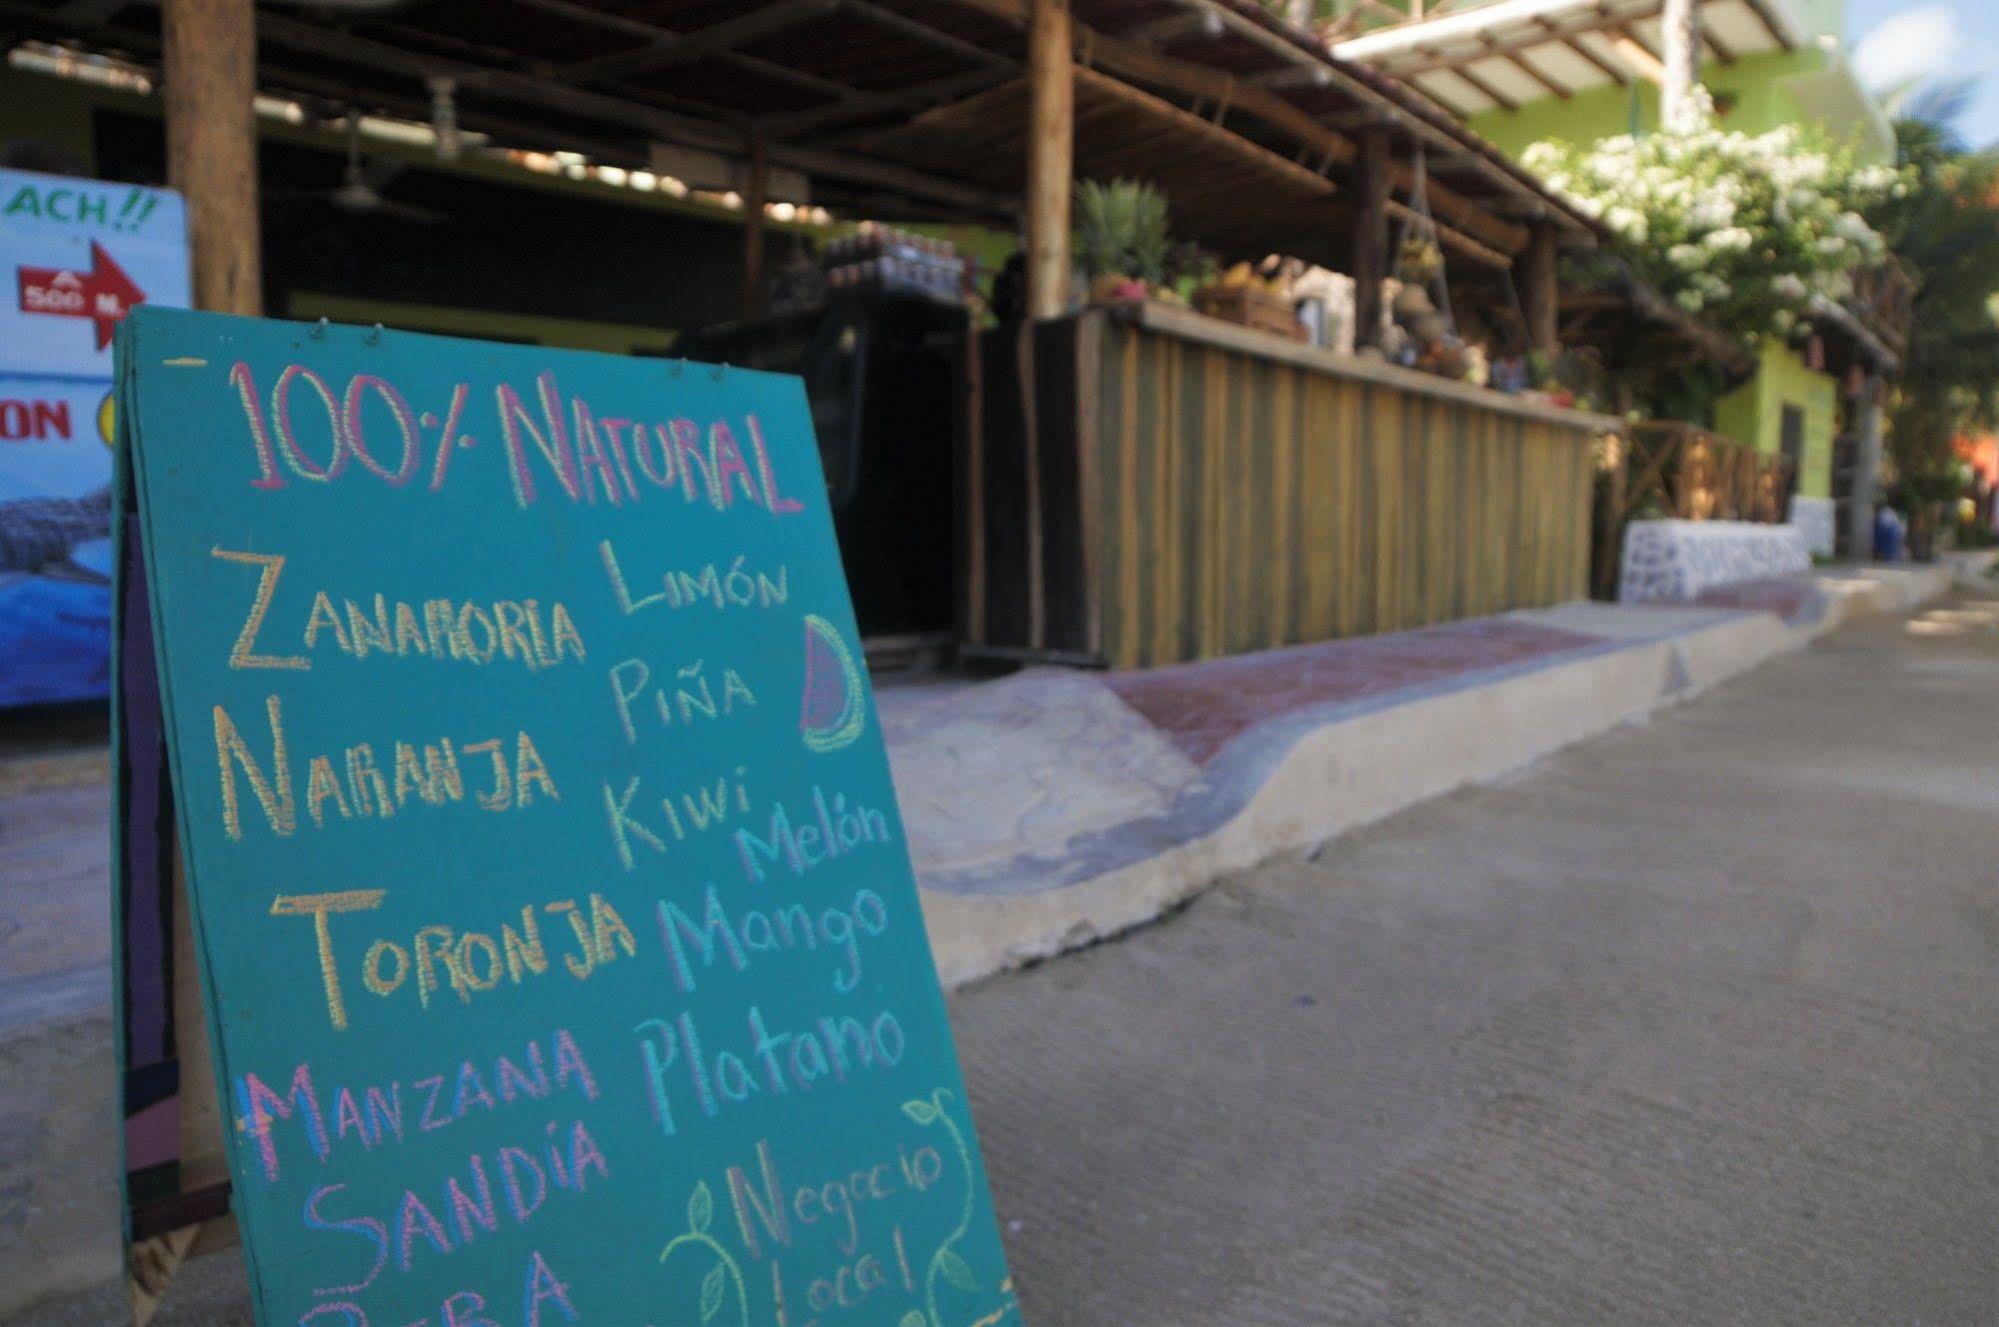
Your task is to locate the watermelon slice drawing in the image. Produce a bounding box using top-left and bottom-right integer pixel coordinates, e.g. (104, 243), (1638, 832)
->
(799, 614), (867, 752)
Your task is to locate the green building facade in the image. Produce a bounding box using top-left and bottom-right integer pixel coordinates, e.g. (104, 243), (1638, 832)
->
(1337, 0), (1892, 552)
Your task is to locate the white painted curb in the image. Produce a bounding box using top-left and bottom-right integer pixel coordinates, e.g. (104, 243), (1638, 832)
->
(920, 566), (1958, 989)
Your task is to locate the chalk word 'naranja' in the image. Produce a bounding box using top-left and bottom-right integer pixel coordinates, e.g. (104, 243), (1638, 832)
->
(212, 694), (557, 840)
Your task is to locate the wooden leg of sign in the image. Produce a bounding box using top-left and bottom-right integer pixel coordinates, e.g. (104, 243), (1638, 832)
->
(126, 846), (235, 1324)
(128, 1225), (198, 1327)
(162, 0), (262, 315)
(171, 848), (233, 1200)
(1025, 0), (1073, 321)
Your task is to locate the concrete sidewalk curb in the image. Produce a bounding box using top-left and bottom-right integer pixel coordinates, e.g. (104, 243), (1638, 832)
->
(919, 563), (1961, 989)
(0, 749), (107, 798)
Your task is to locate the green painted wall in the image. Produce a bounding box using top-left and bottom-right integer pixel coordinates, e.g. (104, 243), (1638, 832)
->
(1714, 342), (1839, 497)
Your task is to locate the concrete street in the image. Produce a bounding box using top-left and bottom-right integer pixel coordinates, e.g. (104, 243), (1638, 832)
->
(968, 586), (1999, 1326)
(8, 584), (1999, 1324)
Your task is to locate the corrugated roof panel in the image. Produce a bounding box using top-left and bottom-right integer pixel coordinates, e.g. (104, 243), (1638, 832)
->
(1574, 30), (1637, 82)
(1526, 42), (1616, 92)
(1469, 55), (1555, 104)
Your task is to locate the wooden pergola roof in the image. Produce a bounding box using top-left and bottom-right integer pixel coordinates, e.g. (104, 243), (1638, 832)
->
(1333, 0), (1807, 119)
(8, 0), (1607, 267)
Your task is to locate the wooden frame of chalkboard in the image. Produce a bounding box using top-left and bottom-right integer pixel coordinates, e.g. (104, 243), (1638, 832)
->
(111, 308), (1021, 1327)
(114, 403), (240, 1326)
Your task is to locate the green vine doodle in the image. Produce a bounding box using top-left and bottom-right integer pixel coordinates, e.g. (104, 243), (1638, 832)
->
(659, 1180), (750, 1327)
(900, 1088), (982, 1327)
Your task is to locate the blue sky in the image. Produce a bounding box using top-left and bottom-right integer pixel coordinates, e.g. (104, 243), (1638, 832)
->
(1848, 1), (1999, 145)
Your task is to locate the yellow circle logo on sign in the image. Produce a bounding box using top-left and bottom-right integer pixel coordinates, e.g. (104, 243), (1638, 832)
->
(99, 391), (115, 447)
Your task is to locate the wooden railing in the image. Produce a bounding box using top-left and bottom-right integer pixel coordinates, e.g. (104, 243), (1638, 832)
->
(1591, 421), (1797, 599)
(1848, 257), (1913, 357)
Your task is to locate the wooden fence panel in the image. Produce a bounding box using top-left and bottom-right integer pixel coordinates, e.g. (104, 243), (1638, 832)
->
(969, 310), (1607, 669)
(1588, 421), (1800, 602)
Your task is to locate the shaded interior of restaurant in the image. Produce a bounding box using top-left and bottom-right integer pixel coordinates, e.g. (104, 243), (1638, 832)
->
(3, 0), (1711, 666)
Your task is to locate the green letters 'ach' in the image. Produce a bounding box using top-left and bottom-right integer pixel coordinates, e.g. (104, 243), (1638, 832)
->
(113, 308), (1017, 1327)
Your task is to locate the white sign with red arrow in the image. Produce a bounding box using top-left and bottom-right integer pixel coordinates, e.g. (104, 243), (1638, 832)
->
(18, 240), (148, 350)
(1, 166), (188, 378)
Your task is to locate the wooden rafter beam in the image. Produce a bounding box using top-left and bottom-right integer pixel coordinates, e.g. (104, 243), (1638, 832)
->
(1074, 28), (1353, 164)
(5, 9), (655, 186)
(1072, 64), (1339, 201)
(1701, 20), (1738, 65)
(940, 0), (1595, 239)
(885, 75), (1026, 134)
(1455, 66), (1523, 113)
(247, 11), (1019, 215)
(723, 0), (1016, 139)
(840, 0), (1014, 71)
(50, 0), (124, 20)
(1122, 10), (1218, 44)
(1066, 22), (1532, 250)
(1739, 0), (1798, 51)
(1534, 18), (1629, 86)
(1364, 30), (1570, 100)
(530, 0), (838, 83)
(1392, 23), (1599, 85)
(1605, 22), (1666, 83)
(1253, 64), (1334, 89)
(1482, 35), (1571, 100)
(764, 66), (1010, 138)
(1417, 45), (1520, 113)
(2, 0), (1021, 221)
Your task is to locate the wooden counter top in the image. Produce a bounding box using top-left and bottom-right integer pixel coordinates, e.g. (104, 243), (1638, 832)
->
(1101, 301), (1624, 434)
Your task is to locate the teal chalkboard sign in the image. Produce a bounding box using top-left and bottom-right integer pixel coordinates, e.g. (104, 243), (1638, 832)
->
(114, 308), (1017, 1327)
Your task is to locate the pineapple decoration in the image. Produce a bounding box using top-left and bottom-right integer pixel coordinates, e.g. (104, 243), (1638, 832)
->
(1073, 178), (1170, 303)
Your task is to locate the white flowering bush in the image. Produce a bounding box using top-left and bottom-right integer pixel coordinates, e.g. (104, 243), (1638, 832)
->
(1522, 87), (1911, 343)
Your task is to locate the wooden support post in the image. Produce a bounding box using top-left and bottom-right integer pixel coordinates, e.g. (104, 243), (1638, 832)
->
(1351, 127), (1389, 351)
(742, 138), (768, 320)
(1521, 219), (1558, 354)
(1025, 0), (1073, 321)
(1850, 374), (1883, 561)
(1661, 0), (1699, 130)
(162, 0), (261, 315)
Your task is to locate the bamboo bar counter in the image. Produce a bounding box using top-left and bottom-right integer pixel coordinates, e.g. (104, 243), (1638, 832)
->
(965, 302), (1619, 669)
